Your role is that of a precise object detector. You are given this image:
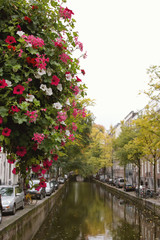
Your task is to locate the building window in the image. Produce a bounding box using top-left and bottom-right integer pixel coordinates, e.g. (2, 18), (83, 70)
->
(157, 179), (160, 188)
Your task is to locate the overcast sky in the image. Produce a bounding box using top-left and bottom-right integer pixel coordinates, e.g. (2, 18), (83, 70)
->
(67, 0), (160, 130)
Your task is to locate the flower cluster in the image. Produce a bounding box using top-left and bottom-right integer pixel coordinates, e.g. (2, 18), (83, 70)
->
(0, 0), (88, 190)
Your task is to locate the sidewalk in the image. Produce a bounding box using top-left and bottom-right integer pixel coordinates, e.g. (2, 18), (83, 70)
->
(96, 179), (160, 216)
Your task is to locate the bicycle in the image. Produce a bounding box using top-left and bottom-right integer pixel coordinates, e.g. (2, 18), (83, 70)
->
(24, 193), (38, 206)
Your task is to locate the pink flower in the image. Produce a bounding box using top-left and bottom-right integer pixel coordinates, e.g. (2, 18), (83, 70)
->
(0, 79), (8, 88)
(57, 111), (67, 122)
(73, 108), (78, 117)
(35, 54), (49, 69)
(68, 134), (75, 141)
(51, 75), (60, 86)
(18, 49), (23, 57)
(13, 85), (25, 94)
(11, 106), (20, 112)
(32, 133), (45, 144)
(59, 53), (72, 64)
(25, 110), (38, 123)
(16, 146), (27, 157)
(2, 128), (11, 136)
(23, 35), (45, 48)
(59, 6), (74, 20)
(72, 122), (77, 131)
(5, 36), (16, 44)
(0, 116), (3, 124)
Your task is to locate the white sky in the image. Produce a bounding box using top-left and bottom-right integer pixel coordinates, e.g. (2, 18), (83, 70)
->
(67, 0), (160, 130)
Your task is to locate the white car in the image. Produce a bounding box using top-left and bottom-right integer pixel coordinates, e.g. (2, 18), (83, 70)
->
(0, 185), (25, 215)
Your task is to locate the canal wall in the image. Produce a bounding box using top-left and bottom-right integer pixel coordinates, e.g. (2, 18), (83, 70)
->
(0, 184), (65, 240)
(95, 180), (160, 217)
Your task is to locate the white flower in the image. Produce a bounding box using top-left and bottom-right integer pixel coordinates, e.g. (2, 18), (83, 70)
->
(40, 84), (47, 91)
(16, 31), (25, 37)
(46, 87), (53, 96)
(53, 102), (62, 110)
(65, 73), (72, 81)
(5, 80), (12, 87)
(26, 94), (35, 102)
(26, 43), (32, 48)
(66, 99), (70, 105)
(60, 121), (66, 126)
(57, 84), (62, 91)
(65, 130), (70, 136)
(47, 68), (52, 76)
(37, 69), (46, 76)
(34, 73), (41, 79)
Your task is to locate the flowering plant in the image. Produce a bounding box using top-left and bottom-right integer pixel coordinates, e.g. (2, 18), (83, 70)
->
(0, 0), (87, 188)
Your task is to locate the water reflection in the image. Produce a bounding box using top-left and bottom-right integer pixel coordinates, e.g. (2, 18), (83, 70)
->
(33, 182), (160, 240)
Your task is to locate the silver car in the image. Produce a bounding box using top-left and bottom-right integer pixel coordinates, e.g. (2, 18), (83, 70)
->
(0, 185), (25, 215)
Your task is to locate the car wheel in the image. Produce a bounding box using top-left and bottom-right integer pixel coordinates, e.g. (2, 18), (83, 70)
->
(39, 194), (43, 200)
(0, 209), (2, 224)
(12, 204), (16, 215)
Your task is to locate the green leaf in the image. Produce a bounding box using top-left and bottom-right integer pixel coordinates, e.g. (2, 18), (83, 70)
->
(13, 113), (28, 124)
(0, 106), (8, 117)
(12, 64), (21, 73)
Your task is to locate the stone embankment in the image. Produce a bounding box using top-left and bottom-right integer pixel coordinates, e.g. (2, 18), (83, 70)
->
(0, 184), (65, 240)
(95, 179), (160, 217)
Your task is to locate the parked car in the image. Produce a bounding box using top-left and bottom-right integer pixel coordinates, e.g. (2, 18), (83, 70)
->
(50, 179), (59, 190)
(124, 183), (135, 192)
(27, 180), (46, 200)
(0, 185), (25, 215)
(108, 178), (113, 185)
(0, 192), (2, 223)
(45, 182), (54, 196)
(116, 178), (125, 188)
(58, 177), (65, 184)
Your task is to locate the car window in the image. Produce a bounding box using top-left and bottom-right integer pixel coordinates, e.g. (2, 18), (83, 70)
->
(15, 187), (22, 194)
(0, 187), (14, 196)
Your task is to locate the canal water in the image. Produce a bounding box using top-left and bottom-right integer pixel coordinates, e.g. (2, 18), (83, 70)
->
(33, 182), (160, 240)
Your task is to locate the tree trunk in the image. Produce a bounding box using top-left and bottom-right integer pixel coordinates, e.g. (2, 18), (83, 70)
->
(154, 159), (157, 194)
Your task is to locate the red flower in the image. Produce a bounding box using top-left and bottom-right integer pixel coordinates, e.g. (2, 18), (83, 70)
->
(2, 128), (11, 136)
(81, 69), (85, 75)
(11, 106), (20, 112)
(24, 16), (32, 23)
(26, 57), (36, 67)
(7, 45), (16, 51)
(5, 36), (16, 44)
(0, 116), (3, 124)
(17, 25), (21, 30)
(76, 76), (82, 82)
(8, 158), (15, 164)
(16, 146), (27, 157)
(13, 85), (25, 95)
(32, 5), (38, 9)
(51, 75), (60, 86)
(0, 79), (8, 88)
(53, 154), (58, 161)
(12, 168), (18, 175)
(32, 164), (41, 173)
